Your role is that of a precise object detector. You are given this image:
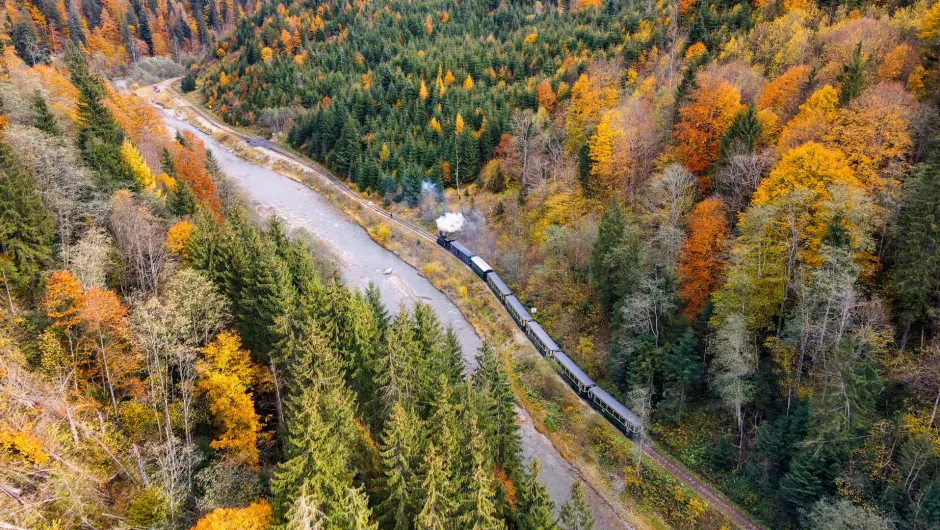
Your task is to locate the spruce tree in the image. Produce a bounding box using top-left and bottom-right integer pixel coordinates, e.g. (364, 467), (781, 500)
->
(462, 418), (506, 530)
(891, 158), (940, 348)
(657, 329), (702, 423)
(0, 142), (54, 298)
(472, 343), (521, 472)
(379, 402), (422, 530)
(338, 486), (379, 530)
(559, 482), (594, 530)
(365, 282), (389, 330)
(33, 91), (61, 137)
(590, 197), (640, 313)
(517, 459), (557, 530)
(415, 444), (456, 530)
(168, 181), (198, 216)
(720, 105), (762, 157)
(377, 306), (420, 410)
(334, 116), (361, 176)
(66, 45), (133, 189)
(838, 41), (868, 106)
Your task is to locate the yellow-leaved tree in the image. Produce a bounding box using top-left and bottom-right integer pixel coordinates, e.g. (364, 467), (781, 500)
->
(777, 85), (839, 152)
(197, 332), (264, 469)
(712, 142), (874, 331)
(121, 140), (154, 191)
(190, 500), (272, 530)
(565, 74), (618, 150)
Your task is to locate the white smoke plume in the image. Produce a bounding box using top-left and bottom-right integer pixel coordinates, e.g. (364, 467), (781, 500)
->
(436, 212), (465, 233)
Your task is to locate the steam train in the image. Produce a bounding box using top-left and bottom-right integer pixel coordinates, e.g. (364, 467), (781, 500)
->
(436, 232), (643, 437)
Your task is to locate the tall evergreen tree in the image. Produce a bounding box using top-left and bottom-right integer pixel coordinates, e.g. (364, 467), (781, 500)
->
(720, 105), (762, 157)
(33, 91), (61, 137)
(378, 402), (422, 530)
(559, 482), (594, 530)
(462, 418), (505, 530)
(415, 444), (456, 530)
(517, 459), (557, 530)
(590, 197), (641, 313)
(66, 45), (133, 189)
(0, 142), (54, 298)
(472, 343), (521, 472)
(376, 306), (420, 411)
(334, 116), (361, 176)
(657, 329), (702, 423)
(838, 41), (868, 106)
(892, 158), (940, 348)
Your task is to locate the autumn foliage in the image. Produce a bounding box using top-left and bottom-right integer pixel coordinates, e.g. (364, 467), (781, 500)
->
(197, 332), (264, 469)
(674, 77), (744, 178)
(190, 500), (272, 530)
(678, 199), (729, 321)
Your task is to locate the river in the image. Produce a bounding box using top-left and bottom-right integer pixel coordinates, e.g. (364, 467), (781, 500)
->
(154, 108), (629, 529)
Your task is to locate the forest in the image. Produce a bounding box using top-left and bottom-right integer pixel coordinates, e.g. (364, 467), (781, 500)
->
(6, 0), (940, 527)
(0, 29), (604, 530)
(184, 0), (940, 527)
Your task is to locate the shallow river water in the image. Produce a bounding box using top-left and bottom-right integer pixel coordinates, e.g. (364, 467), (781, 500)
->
(156, 109), (629, 528)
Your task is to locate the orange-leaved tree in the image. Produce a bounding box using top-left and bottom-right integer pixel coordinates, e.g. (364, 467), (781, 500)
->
(42, 270), (85, 375)
(674, 77), (743, 178)
(78, 288), (143, 418)
(678, 199), (729, 322)
(197, 331), (264, 469)
(190, 500), (272, 530)
(757, 65), (811, 121)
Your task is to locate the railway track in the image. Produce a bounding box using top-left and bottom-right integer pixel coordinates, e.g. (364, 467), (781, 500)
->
(158, 79), (763, 530)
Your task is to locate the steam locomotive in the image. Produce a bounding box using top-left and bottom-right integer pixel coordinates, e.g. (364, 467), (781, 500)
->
(436, 232), (643, 437)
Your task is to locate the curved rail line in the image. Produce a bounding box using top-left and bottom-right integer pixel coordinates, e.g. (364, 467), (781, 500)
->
(159, 80), (762, 530)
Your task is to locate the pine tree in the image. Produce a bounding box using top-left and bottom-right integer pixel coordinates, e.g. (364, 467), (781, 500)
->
(442, 327), (465, 385)
(517, 459), (557, 530)
(472, 343), (521, 472)
(590, 197), (640, 313)
(891, 158), (940, 348)
(416, 444), (456, 530)
(131, 0), (154, 55)
(720, 105), (762, 157)
(168, 181), (198, 216)
(337, 487), (379, 530)
(462, 418), (506, 530)
(365, 282), (389, 331)
(378, 402), (422, 530)
(413, 303), (445, 402)
(559, 482), (594, 530)
(0, 142), (54, 298)
(657, 329), (702, 423)
(33, 91), (61, 137)
(66, 45), (133, 189)
(376, 306), (420, 411)
(334, 116), (361, 176)
(273, 334), (360, 524)
(838, 41), (868, 106)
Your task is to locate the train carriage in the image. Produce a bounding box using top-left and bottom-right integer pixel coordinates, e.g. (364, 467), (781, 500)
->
(470, 256), (493, 279)
(589, 386), (643, 437)
(553, 351), (595, 395)
(448, 241), (474, 265)
(505, 295), (533, 329)
(526, 321), (560, 358)
(486, 272), (512, 303)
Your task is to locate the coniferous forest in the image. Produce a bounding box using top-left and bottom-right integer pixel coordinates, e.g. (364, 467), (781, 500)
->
(5, 0), (940, 528)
